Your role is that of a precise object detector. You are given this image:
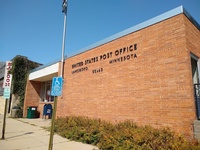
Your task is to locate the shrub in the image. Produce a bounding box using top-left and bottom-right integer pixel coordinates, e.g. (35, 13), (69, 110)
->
(54, 116), (200, 150)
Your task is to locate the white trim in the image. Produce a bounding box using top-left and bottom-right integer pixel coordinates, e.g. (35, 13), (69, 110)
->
(29, 63), (59, 81)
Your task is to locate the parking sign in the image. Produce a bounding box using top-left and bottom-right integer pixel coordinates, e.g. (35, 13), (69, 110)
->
(51, 77), (63, 96)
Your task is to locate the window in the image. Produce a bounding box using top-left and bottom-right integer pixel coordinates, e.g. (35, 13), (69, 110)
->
(40, 81), (54, 102)
(191, 53), (200, 84)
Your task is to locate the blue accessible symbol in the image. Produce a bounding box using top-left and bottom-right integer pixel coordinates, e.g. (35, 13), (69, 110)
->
(51, 77), (63, 96)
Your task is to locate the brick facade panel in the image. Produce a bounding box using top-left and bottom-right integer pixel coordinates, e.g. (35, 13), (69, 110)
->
(23, 80), (41, 117)
(20, 12), (200, 140)
(55, 14), (200, 138)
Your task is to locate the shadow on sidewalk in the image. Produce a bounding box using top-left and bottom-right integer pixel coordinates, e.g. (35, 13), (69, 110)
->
(1, 131), (34, 140)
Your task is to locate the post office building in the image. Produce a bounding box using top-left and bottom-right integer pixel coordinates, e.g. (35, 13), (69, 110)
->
(24, 6), (200, 139)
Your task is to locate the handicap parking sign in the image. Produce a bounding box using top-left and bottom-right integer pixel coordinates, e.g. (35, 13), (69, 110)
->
(51, 77), (63, 96)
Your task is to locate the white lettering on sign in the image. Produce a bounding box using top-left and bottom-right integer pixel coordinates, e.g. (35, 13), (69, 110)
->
(3, 61), (12, 88)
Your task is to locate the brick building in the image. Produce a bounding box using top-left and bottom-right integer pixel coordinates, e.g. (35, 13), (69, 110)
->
(24, 6), (200, 139)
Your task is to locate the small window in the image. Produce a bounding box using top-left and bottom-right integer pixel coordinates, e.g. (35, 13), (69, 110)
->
(191, 58), (198, 84)
(40, 81), (55, 102)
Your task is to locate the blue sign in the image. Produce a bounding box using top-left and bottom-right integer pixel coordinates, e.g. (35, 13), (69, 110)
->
(51, 77), (63, 96)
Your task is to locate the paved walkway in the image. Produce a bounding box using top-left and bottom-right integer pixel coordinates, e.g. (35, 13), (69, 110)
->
(0, 115), (99, 150)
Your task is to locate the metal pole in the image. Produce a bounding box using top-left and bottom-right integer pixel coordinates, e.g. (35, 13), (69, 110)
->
(60, 0), (67, 78)
(1, 99), (8, 139)
(48, 96), (58, 150)
(48, 1), (67, 149)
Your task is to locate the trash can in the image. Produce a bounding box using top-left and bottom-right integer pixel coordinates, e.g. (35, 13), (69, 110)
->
(27, 106), (37, 118)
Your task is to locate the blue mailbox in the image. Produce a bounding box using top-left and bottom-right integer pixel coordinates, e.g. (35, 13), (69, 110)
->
(43, 104), (52, 119)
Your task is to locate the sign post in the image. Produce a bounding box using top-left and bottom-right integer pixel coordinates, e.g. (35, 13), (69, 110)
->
(1, 61), (12, 140)
(1, 99), (8, 139)
(48, 77), (63, 150)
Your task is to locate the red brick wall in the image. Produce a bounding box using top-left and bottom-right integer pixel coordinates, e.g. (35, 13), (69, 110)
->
(185, 16), (200, 56)
(55, 14), (199, 138)
(23, 80), (41, 117)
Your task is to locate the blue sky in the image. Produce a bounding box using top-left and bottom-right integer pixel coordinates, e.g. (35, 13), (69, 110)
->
(1, 0), (200, 64)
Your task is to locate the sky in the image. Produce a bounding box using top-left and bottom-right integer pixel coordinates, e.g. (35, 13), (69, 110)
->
(0, 0), (200, 65)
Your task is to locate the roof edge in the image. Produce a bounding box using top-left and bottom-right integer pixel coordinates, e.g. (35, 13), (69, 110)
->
(67, 6), (200, 59)
(183, 7), (200, 30)
(29, 55), (67, 73)
(31, 6), (200, 73)
(67, 6), (196, 58)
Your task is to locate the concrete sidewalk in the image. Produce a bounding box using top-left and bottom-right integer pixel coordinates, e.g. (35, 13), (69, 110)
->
(0, 115), (99, 150)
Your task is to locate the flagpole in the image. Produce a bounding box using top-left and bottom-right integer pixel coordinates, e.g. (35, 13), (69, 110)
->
(60, 0), (67, 78)
(48, 1), (67, 150)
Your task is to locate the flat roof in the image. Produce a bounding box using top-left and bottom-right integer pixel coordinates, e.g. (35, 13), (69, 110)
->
(31, 6), (200, 73)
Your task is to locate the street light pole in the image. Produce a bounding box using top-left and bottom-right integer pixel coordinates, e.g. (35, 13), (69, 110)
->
(60, 0), (67, 78)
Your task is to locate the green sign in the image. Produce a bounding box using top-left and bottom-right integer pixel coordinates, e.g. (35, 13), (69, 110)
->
(3, 88), (10, 99)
